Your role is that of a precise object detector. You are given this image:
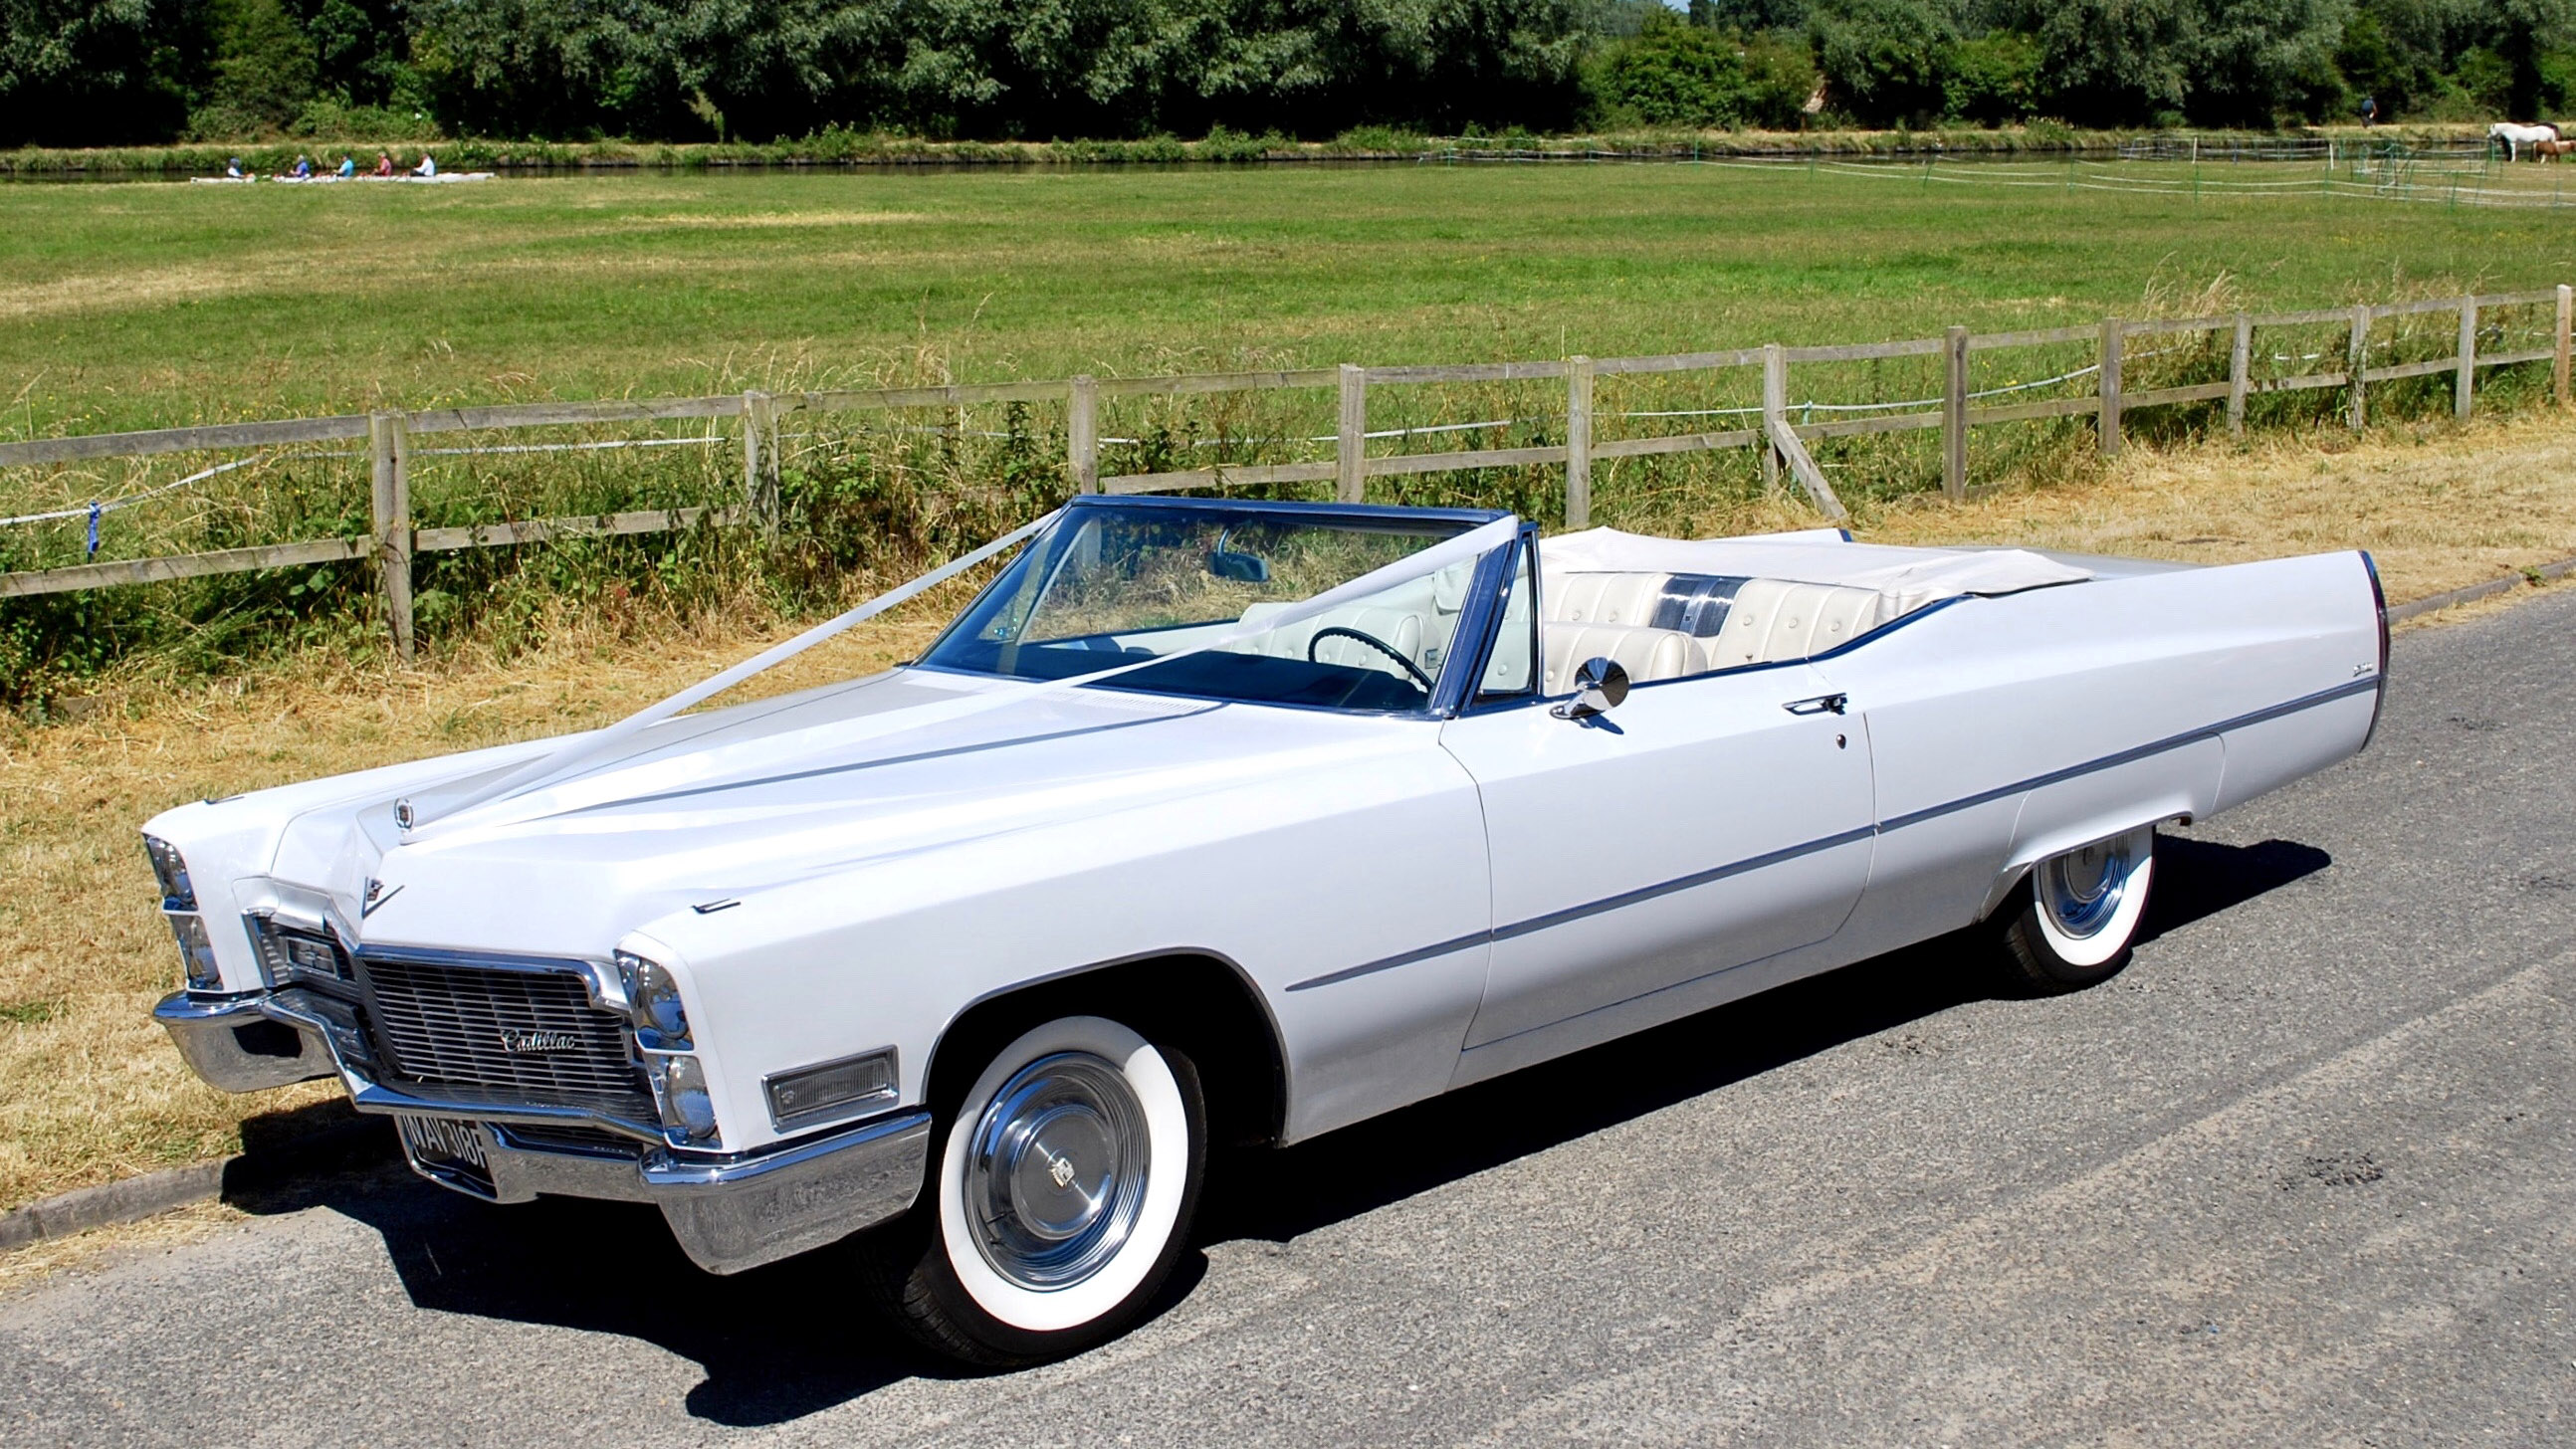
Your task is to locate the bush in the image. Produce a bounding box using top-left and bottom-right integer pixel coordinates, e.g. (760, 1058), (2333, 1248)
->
(1808, 0), (1958, 127)
(1742, 30), (1820, 126)
(1945, 30), (2038, 124)
(1588, 17), (1758, 127)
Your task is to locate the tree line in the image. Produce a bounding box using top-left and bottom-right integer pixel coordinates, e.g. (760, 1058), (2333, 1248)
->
(4, 0), (2573, 148)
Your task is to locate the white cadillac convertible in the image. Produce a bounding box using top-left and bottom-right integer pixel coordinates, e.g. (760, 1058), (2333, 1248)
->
(147, 496), (2387, 1364)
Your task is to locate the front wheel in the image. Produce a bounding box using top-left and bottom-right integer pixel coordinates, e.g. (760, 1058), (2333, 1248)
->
(864, 1015), (1205, 1367)
(1998, 826), (2156, 992)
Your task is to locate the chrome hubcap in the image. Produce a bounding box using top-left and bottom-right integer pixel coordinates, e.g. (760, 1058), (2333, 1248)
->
(2040, 835), (2134, 939)
(964, 1051), (1149, 1291)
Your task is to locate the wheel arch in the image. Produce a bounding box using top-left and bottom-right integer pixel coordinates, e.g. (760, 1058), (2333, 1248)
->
(921, 949), (1289, 1151)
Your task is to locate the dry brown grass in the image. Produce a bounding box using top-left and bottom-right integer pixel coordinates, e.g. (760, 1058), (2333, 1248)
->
(1857, 411), (2576, 599)
(3, 410), (2573, 1220)
(0, 1197), (245, 1294)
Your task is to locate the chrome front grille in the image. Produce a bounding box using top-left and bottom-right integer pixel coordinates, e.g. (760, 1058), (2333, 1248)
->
(358, 954), (642, 1103)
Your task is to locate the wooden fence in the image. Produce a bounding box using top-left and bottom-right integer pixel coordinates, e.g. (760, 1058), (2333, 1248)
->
(4, 286), (2569, 662)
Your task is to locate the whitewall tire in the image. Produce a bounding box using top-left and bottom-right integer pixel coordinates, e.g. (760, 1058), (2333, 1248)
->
(865, 1014), (1205, 1366)
(1999, 826), (2156, 991)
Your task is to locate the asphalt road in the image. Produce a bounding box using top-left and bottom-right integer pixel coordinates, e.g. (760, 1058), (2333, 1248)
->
(8, 590), (2574, 1448)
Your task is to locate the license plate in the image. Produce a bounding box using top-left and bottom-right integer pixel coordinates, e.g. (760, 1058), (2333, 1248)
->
(395, 1114), (491, 1172)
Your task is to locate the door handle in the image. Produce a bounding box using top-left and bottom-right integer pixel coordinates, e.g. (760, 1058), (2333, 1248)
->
(1783, 693), (1848, 716)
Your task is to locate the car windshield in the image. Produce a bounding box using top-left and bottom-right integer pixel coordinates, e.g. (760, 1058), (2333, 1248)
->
(919, 503), (1493, 712)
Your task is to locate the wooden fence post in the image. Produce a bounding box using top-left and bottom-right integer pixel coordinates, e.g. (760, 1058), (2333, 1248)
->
(2456, 294), (2477, 421)
(2228, 312), (2251, 436)
(1068, 375), (1099, 493)
(2556, 284), (2572, 408)
(2347, 305), (2370, 432)
(760, 399), (784, 533)
(1761, 343), (1787, 493)
(1941, 326), (1968, 500)
(2097, 319), (2123, 457)
(1565, 355), (1594, 528)
(368, 411), (413, 665)
(741, 391), (765, 518)
(1336, 364), (1367, 503)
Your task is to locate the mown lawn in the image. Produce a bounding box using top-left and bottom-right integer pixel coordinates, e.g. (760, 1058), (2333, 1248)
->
(9, 160), (2576, 437)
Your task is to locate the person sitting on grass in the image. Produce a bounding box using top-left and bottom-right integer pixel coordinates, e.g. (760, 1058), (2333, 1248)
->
(412, 152), (437, 178)
(374, 150), (395, 176)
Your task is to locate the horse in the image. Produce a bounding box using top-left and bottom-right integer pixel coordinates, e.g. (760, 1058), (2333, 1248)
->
(2540, 137), (2576, 162)
(2491, 120), (2562, 160)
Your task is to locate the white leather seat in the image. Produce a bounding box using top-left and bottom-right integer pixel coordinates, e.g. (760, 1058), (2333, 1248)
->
(1703, 579), (1888, 668)
(1546, 572), (1671, 627)
(1237, 601), (1428, 677)
(1540, 622), (1700, 695)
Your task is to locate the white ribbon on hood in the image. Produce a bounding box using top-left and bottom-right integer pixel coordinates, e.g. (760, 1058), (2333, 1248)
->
(411, 509), (1064, 830)
(411, 511), (1520, 838)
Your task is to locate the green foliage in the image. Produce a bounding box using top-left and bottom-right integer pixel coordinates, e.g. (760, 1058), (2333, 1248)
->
(2021, 0), (2193, 126)
(1945, 29), (2037, 123)
(1588, 15), (1759, 126)
(1809, 0), (1959, 126)
(2187, 0), (2352, 126)
(399, 0), (1592, 142)
(1740, 30), (1819, 124)
(0, 0), (196, 144)
(8, 0), (2576, 142)
(207, 0), (318, 128)
(1586, 13), (1817, 129)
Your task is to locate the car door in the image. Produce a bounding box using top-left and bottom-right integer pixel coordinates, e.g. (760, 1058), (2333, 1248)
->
(1437, 642), (1875, 1052)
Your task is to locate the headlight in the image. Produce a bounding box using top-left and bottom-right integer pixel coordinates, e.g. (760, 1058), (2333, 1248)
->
(617, 951), (692, 1051)
(620, 951), (714, 1145)
(644, 1051), (720, 1145)
(143, 835), (195, 911)
(169, 912), (221, 990)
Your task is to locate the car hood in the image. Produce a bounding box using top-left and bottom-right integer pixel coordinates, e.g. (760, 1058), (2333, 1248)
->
(149, 668), (1425, 964)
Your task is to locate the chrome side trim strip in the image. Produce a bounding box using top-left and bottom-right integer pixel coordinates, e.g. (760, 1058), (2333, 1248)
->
(1286, 931), (1489, 992)
(1492, 824), (1878, 942)
(1874, 676), (2380, 834)
(1285, 675), (2379, 992)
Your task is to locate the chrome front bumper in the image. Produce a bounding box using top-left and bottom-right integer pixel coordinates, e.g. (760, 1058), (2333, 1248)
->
(154, 988), (932, 1274)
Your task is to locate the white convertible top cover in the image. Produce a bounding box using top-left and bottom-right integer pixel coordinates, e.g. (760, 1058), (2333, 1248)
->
(1539, 527), (2092, 617)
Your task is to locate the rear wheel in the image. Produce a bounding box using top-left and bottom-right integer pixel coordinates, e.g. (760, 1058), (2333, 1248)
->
(1998, 826), (2156, 992)
(864, 1015), (1205, 1367)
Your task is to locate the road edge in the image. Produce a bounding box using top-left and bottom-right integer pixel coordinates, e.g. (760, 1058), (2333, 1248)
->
(0, 1117), (396, 1255)
(2385, 553), (2576, 623)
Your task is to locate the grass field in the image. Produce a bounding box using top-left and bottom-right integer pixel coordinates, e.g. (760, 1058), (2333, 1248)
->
(10, 160), (2576, 437)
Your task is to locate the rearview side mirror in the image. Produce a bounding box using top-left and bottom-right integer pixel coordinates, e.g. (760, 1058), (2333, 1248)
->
(1551, 657), (1629, 721)
(1209, 549), (1270, 583)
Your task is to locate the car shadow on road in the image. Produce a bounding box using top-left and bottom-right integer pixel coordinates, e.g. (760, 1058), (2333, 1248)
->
(271, 831), (2323, 1427)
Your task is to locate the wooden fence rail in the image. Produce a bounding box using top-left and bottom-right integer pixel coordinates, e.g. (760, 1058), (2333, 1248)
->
(6, 286), (2572, 661)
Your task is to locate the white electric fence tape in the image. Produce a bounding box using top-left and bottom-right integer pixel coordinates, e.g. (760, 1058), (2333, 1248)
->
(412, 512), (1520, 837)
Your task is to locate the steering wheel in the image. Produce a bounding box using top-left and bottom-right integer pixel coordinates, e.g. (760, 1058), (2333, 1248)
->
(1308, 626), (1435, 692)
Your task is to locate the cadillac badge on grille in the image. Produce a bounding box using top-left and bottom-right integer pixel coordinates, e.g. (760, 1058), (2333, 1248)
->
(498, 1027), (582, 1055)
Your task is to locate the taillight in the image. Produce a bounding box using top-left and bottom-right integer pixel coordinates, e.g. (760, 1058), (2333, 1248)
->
(2359, 550), (2390, 751)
